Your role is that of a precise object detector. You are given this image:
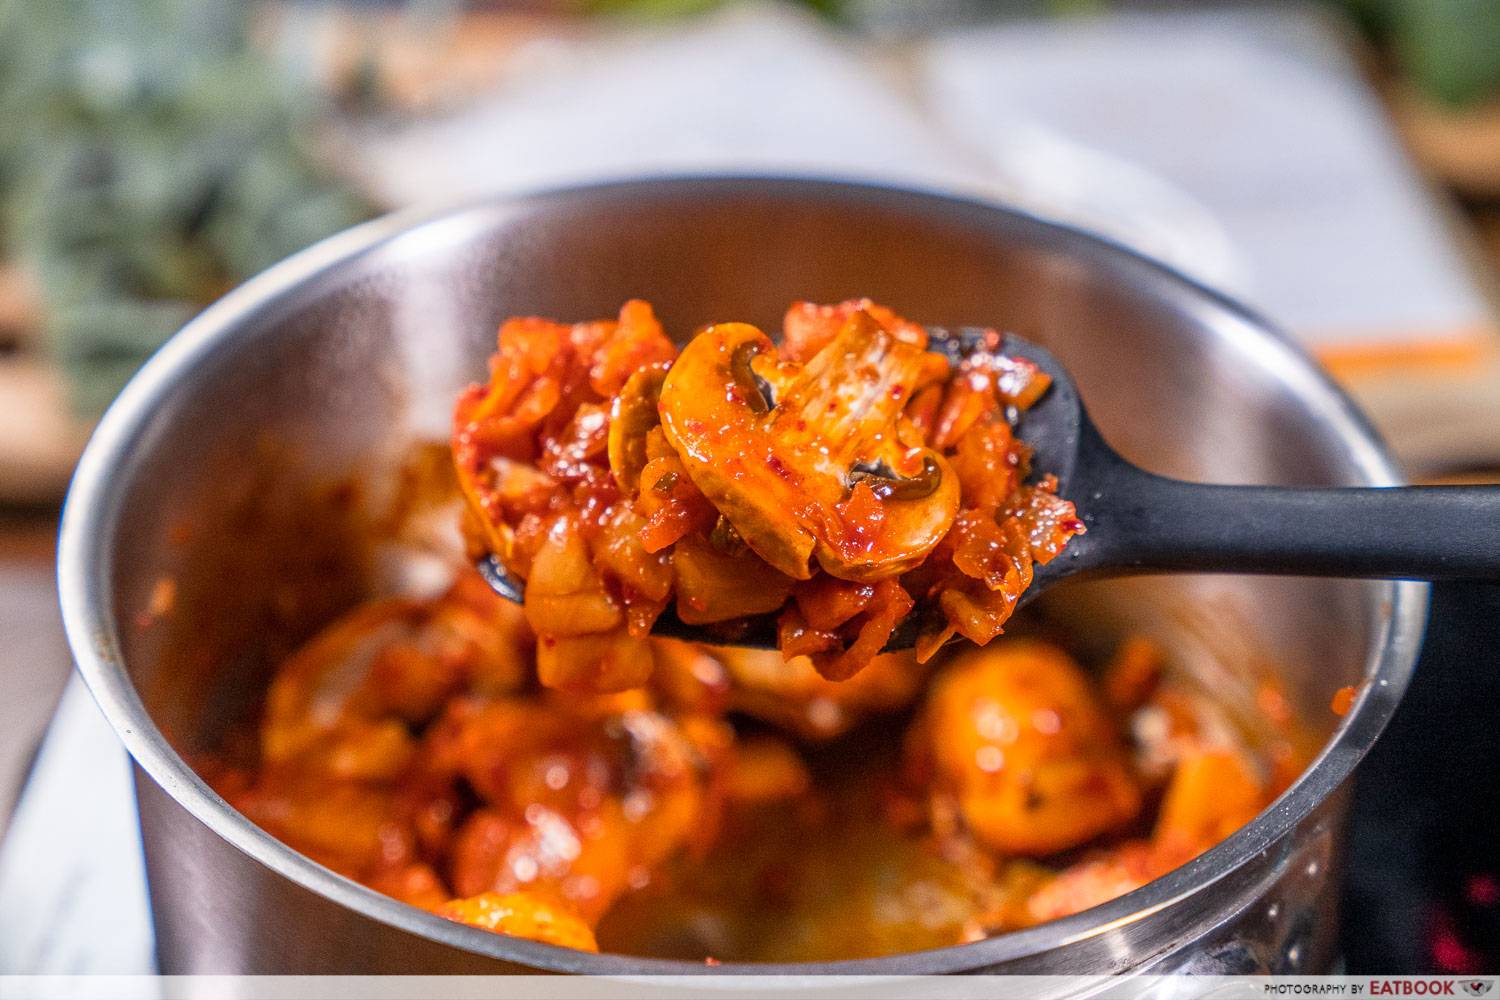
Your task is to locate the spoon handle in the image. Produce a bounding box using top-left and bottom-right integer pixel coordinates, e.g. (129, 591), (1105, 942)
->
(1075, 457), (1500, 580)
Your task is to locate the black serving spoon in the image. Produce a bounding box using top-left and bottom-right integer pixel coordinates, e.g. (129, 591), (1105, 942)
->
(479, 328), (1500, 650)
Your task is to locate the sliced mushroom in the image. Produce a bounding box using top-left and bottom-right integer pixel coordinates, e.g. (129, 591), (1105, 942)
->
(659, 322), (819, 579)
(607, 363), (670, 492)
(658, 313), (961, 583)
(815, 448), (960, 581)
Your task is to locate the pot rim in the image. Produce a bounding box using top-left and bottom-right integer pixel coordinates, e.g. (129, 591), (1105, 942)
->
(57, 175), (1427, 975)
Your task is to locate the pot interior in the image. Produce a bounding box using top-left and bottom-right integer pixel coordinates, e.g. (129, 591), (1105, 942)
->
(90, 179), (1405, 965)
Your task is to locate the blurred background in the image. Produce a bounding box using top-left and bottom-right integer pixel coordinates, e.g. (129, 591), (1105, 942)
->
(2, 0), (1499, 974)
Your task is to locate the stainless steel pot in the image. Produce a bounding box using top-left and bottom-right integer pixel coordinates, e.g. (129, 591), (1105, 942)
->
(58, 178), (1425, 975)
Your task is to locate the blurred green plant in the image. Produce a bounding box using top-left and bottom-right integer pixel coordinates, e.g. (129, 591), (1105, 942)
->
(1330, 0), (1500, 109)
(0, 0), (369, 414)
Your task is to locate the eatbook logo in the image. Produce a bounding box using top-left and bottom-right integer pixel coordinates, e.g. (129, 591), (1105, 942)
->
(1461, 982), (1494, 997)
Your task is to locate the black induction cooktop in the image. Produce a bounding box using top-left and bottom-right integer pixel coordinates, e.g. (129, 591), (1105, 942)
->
(1342, 581), (1500, 973)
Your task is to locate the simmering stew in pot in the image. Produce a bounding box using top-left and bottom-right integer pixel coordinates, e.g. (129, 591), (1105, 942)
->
(204, 302), (1309, 960)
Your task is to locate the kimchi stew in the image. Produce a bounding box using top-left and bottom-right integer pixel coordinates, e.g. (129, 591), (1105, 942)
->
(451, 301), (1084, 690)
(206, 301), (1309, 961)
